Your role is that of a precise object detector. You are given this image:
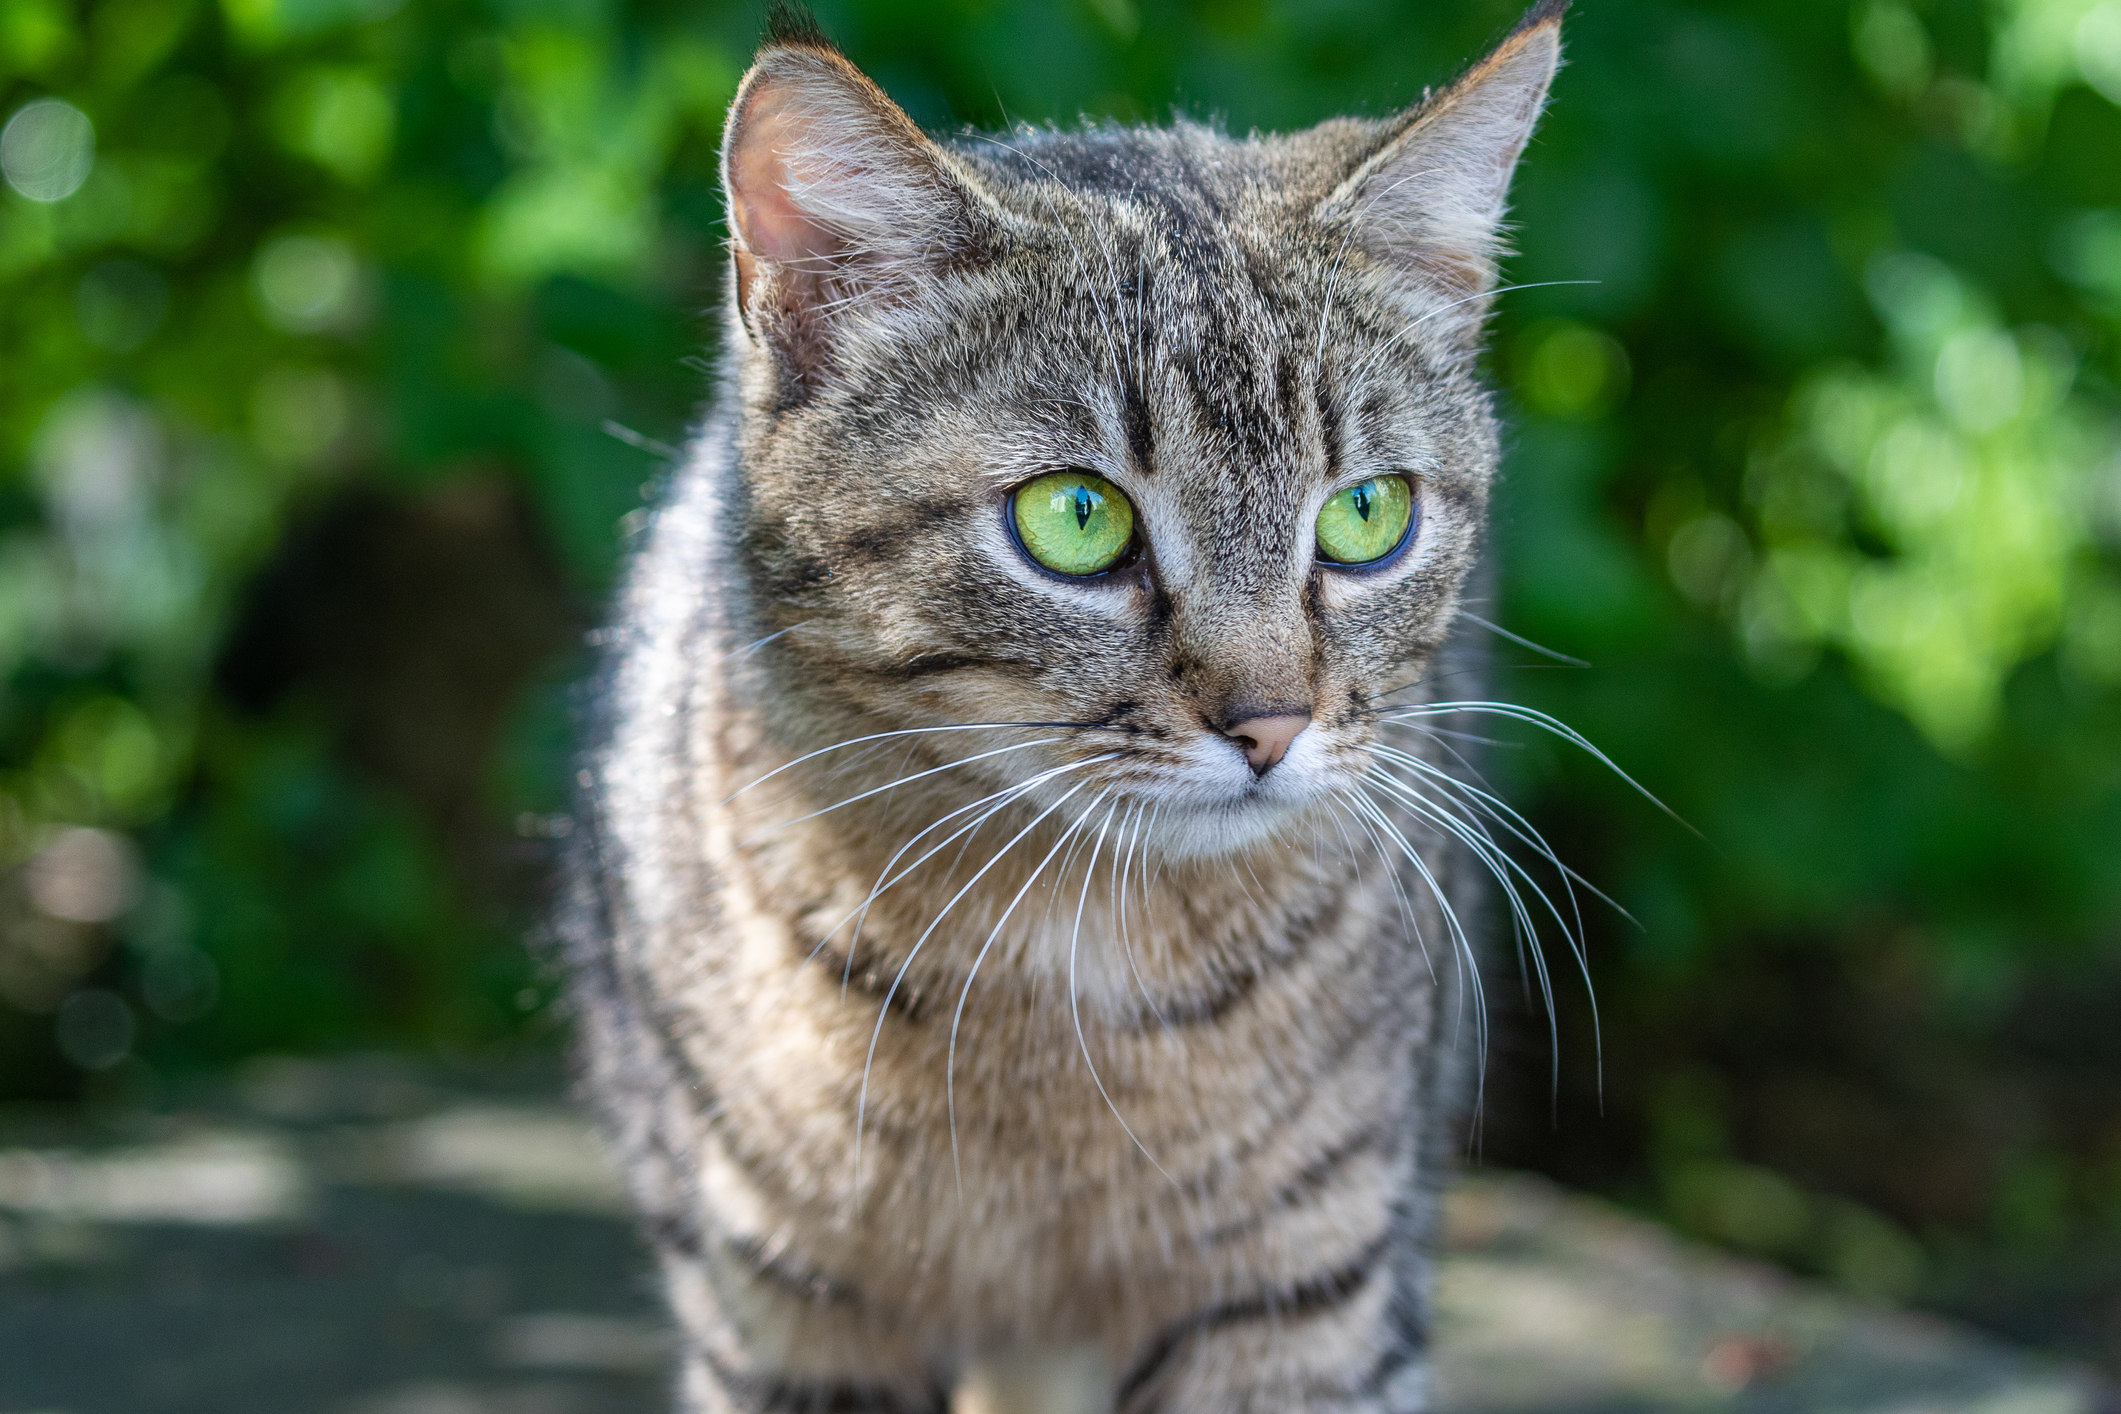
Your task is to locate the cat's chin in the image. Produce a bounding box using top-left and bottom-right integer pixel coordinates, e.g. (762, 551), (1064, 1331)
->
(1142, 790), (1336, 862)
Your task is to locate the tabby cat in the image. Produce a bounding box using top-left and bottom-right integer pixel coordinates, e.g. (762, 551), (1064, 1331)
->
(565, 5), (1568, 1410)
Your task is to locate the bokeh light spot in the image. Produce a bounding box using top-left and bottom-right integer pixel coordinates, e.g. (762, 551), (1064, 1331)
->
(27, 826), (141, 923)
(1, 97), (94, 202)
(250, 365), (351, 462)
(1517, 320), (1632, 419)
(251, 232), (364, 333)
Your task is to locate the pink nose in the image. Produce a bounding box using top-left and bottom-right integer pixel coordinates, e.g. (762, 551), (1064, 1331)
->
(1223, 713), (1311, 777)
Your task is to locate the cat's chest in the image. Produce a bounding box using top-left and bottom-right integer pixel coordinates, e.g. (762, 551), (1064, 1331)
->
(677, 918), (1434, 1326)
(648, 804), (1439, 1198)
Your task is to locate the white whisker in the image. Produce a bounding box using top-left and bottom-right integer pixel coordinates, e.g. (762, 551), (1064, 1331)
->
(1111, 800), (1163, 1026)
(1344, 786), (1488, 1093)
(755, 764), (1089, 1021)
(1117, 801), (1167, 1028)
(853, 766), (1117, 1196)
(724, 721), (1089, 807)
(1363, 741), (1619, 1105)
(1383, 700), (1692, 833)
(1070, 799), (1174, 1182)
(738, 736), (1065, 847)
(838, 755), (1119, 990)
(1331, 792), (1436, 989)
(946, 789), (1113, 1194)
(1454, 610), (1589, 667)
(1362, 762), (1569, 1083)
(1369, 740), (1626, 924)
(1351, 279), (1600, 385)
(709, 620), (811, 666)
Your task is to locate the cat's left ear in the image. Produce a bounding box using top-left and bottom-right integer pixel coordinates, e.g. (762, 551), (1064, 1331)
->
(1316, 0), (1564, 315)
(721, 22), (1001, 386)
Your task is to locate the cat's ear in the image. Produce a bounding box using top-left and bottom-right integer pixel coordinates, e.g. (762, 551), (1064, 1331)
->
(1316, 0), (1563, 315)
(721, 22), (997, 386)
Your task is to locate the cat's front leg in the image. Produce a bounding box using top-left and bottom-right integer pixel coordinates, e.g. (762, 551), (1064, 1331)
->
(1112, 1247), (1432, 1414)
(659, 1242), (948, 1414)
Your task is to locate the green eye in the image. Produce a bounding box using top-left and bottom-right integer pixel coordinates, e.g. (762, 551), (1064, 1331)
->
(1315, 475), (1415, 566)
(1011, 470), (1136, 577)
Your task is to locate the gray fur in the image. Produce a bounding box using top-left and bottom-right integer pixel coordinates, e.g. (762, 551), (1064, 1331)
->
(563, 8), (1565, 1411)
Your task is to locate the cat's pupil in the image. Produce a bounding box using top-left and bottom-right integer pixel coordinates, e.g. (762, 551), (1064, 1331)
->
(1353, 483), (1374, 522)
(1073, 486), (1094, 530)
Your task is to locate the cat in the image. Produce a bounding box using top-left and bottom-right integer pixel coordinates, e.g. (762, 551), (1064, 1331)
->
(564, 4), (1567, 1410)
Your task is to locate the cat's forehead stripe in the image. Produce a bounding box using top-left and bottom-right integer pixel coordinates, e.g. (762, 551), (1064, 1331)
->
(956, 133), (1423, 491)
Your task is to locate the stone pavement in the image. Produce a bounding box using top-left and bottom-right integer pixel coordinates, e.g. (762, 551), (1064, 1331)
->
(0, 1058), (2101, 1414)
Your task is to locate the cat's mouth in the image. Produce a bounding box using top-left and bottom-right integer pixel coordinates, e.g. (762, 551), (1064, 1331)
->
(1122, 730), (1339, 859)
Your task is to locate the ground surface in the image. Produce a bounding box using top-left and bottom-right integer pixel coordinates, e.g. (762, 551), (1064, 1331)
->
(0, 1057), (2102, 1414)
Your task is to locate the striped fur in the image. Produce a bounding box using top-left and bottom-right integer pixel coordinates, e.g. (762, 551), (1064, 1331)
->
(564, 7), (1565, 1410)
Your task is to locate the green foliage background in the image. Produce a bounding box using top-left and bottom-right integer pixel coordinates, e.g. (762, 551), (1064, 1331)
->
(3, 0), (2120, 1363)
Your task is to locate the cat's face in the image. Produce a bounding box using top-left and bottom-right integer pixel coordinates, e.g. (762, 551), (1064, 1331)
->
(720, 24), (1556, 858)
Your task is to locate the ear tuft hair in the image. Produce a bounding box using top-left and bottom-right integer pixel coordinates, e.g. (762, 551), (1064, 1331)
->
(764, 2), (835, 52)
(1517, 0), (1570, 31)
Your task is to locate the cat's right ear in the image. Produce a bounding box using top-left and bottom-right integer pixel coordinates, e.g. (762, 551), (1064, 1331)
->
(721, 27), (997, 388)
(1314, 0), (1564, 328)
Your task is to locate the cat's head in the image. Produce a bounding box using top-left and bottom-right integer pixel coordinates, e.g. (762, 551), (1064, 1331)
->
(717, 5), (1562, 858)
